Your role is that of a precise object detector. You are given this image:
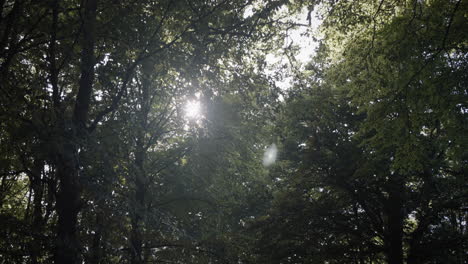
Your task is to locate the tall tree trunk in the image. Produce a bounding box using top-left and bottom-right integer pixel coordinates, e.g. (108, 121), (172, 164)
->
(385, 176), (404, 264)
(29, 158), (44, 264)
(54, 0), (97, 263)
(54, 141), (82, 264)
(130, 132), (147, 264)
(130, 59), (153, 264)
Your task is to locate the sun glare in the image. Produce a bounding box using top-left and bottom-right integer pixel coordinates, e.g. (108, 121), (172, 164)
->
(184, 100), (201, 119)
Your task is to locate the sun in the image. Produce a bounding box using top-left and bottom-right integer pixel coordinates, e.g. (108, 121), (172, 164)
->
(184, 100), (201, 119)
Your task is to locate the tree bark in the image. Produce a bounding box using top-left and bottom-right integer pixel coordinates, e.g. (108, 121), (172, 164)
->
(54, 141), (82, 264)
(130, 131), (146, 264)
(54, 0), (97, 263)
(385, 175), (404, 264)
(130, 59), (153, 264)
(29, 158), (44, 264)
(73, 0), (97, 127)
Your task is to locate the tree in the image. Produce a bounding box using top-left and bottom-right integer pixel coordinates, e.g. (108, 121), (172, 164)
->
(1, 0), (290, 262)
(252, 1), (467, 263)
(326, 1), (467, 263)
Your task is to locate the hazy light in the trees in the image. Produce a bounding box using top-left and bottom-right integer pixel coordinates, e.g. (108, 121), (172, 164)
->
(184, 100), (201, 119)
(264, 7), (322, 91)
(263, 143), (278, 167)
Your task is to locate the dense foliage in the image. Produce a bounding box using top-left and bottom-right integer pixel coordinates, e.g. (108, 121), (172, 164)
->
(0, 0), (466, 263)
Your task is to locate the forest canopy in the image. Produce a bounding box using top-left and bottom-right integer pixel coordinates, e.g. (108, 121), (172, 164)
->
(0, 0), (466, 263)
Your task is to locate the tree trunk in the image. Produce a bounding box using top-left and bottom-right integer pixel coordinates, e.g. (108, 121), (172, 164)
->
(54, 141), (81, 264)
(54, 0), (97, 263)
(385, 176), (404, 264)
(130, 59), (153, 264)
(29, 158), (44, 264)
(130, 138), (146, 264)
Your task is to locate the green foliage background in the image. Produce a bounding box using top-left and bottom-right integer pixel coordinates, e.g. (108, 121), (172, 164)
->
(0, 0), (466, 263)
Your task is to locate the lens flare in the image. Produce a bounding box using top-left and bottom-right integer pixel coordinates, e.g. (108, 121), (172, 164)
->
(262, 143), (278, 167)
